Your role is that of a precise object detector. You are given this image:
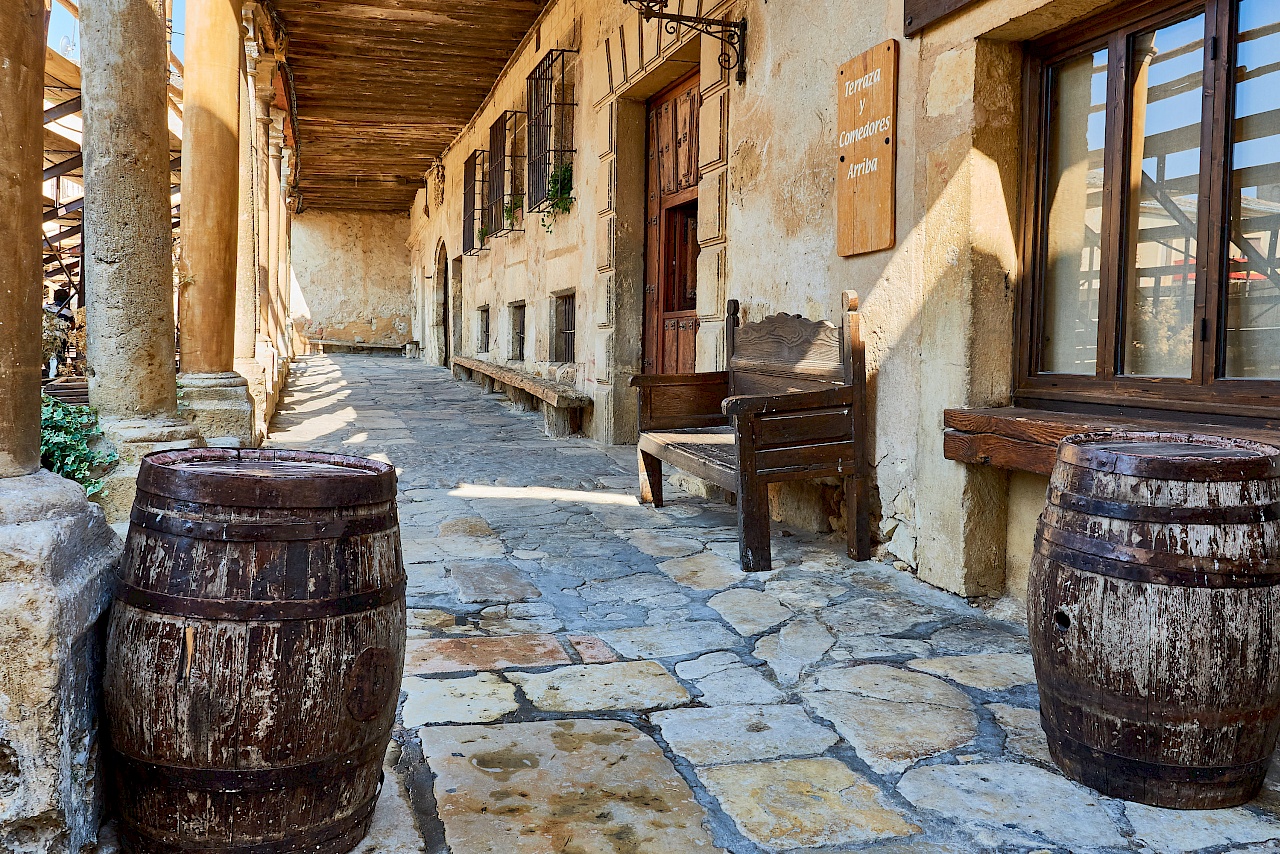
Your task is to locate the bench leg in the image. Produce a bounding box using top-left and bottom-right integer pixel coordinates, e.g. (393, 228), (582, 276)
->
(638, 449), (663, 507)
(846, 473), (871, 561)
(737, 477), (772, 572)
(479, 375), (495, 395)
(543, 403), (574, 438)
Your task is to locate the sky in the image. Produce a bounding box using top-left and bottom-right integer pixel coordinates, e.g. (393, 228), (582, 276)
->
(47, 0), (186, 63)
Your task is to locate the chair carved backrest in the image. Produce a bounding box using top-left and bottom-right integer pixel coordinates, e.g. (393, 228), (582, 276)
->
(726, 293), (863, 398)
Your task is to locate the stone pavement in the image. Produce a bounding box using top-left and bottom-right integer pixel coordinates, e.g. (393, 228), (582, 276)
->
(265, 354), (1280, 854)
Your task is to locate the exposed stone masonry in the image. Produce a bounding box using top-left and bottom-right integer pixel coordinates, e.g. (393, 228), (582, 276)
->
(265, 354), (1280, 854)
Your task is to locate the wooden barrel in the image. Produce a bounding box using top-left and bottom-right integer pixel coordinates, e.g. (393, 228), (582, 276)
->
(105, 449), (406, 854)
(1029, 431), (1280, 809)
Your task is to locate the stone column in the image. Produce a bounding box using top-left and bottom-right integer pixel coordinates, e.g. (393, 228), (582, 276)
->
(0, 3), (121, 850)
(281, 148), (298, 358)
(81, 0), (203, 523)
(268, 126), (284, 353)
(177, 0), (255, 445)
(235, 23), (266, 444)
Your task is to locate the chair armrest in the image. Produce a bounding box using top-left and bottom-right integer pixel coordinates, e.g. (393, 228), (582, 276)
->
(631, 372), (730, 388)
(634, 373), (731, 432)
(722, 386), (856, 417)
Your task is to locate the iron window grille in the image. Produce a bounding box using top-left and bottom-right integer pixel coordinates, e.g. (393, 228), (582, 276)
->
(462, 149), (489, 256)
(487, 110), (527, 237)
(478, 307), (491, 354)
(527, 49), (578, 213)
(511, 303), (527, 361)
(554, 293), (576, 363)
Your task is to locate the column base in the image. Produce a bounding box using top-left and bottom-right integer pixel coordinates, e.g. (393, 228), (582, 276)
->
(93, 418), (205, 527)
(0, 470), (121, 854)
(178, 372), (258, 449)
(236, 357), (268, 446)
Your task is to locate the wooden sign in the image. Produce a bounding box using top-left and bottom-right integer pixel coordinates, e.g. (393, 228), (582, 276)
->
(837, 40), (899, 257)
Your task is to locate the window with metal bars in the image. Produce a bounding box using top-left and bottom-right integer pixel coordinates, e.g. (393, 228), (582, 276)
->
(487, 111), (526, 237)
(510, 303), (527, 361)
(527, 50), (578, 213)
(462, 149), (489, 255)
(478, 307), (490, 354)
(554, 293), (576, 363)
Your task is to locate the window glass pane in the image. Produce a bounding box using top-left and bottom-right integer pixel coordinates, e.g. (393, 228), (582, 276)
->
(1122, 14), (1205, 378)
(1041, 49), (1108, 374)
(1225, 0), (1280, 379)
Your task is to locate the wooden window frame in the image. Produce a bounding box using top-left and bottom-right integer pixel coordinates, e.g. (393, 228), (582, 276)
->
(478, 306), (491, 354)
(554, 293), (576, 364)
(487, 111), (527, 238)
(510, 302), (527, 362)
(526, 49), (577, 213)
(1016, 0), (1279, 421)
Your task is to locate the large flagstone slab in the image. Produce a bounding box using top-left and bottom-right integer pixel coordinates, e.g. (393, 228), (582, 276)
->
(508, 661), (689, 712)
(803, 691), (977, 775)
(404, 635), (571, 675)
(907, 654), (1037, 691)
(598, 621), (741, 659)
(699, 758), (919, 851)
(401, 673), (519, 727)
(420, 720), (722, 853)
(651, 705), (838, 766)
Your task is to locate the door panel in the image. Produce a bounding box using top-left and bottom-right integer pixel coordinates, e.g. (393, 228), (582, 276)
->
(644, 73), (701, 375)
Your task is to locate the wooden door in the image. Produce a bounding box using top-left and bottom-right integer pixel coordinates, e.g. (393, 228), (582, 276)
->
(644, 72), (701, 374)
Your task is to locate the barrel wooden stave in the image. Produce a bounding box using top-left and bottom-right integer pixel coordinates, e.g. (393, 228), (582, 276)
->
(105, 450), (406, 854)
(1030, 432), (1280, 810)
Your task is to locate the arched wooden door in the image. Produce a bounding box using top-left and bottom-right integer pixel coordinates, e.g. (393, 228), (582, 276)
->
(435, 243), (450, 366)
(644, 71), (701, 374)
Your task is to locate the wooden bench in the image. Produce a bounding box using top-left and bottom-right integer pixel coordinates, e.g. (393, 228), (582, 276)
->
(452, 355), (592, 438)
(632, 293), (871, 572)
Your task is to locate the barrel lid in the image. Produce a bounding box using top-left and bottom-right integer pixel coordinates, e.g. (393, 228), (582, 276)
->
(137, 449), (397, 508)
(1059, 431), (1280, 481)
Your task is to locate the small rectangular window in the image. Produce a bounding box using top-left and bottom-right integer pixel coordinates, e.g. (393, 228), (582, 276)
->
(478, 307), (490, 354)
(488, 110), (526, 237)
(554, 293), (576, 363)
(511, 303), (527, 361)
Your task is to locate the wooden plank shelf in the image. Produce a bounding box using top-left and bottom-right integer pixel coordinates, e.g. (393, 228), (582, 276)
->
(943, 407), (1280, 476)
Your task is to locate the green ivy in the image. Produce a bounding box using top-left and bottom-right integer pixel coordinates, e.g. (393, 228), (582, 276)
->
(40, 396), (117, 496)
(504, 194), (524, 229)
(541, 163), (575, 234)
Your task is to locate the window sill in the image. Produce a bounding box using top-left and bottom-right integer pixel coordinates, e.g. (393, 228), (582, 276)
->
(943, 406), (1280, 476)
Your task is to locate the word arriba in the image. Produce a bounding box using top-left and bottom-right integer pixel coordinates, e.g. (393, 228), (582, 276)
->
(847, 156), (880, 180)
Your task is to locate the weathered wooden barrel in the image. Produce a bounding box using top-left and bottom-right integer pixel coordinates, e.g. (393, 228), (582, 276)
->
(105, 449), (406, 854)
(1029, 431), (1280, 809)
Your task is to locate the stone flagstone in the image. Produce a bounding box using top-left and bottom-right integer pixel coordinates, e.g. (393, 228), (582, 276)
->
(657, 552), (746, 590)
(598, 620), (741, 659)
(625, 530), (705, 558)
(401, 673), (519, 727)
(1125, 801), (1280, 852)
(404, 635), (571, 675)
(707, 588), (793, 636)
(420, 720), (723, 853)
(676, 652), (785, 706)
(698, 758), (920, 851)
(897, 762), (1127, 850)
(803, 691), (978, 775)
(451, 562), (542, 604)
(651, 705), (838, 766)
(986, 703), (1054, 766)
(753, 615), (835, 685)
(508, 661), (689, 712)
(813, 664), (972, 709)
(908, 653), (1038, 690)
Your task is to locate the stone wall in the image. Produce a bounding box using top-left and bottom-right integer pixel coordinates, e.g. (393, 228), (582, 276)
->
(291, 210), (414, 352)
(407, 0), (1123, 599)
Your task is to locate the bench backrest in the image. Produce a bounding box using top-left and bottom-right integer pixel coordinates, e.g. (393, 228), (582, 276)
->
(726, 292), (864, 398)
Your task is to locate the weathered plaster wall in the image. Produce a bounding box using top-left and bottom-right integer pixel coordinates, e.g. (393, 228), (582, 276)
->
(408, 0), (1123, 598)
(1005, 471), (1049, 603)
(292, 211), (413, 350)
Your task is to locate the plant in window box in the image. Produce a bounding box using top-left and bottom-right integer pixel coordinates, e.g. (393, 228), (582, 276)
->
(504, 195), (524, 230)
(478, 224), (491, 247)
(541, 163), (575, 235)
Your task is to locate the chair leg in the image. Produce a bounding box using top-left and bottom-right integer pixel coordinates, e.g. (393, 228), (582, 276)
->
(846, 473), (871, 561)
(638, 449), (664, 507)
(738, 478), (772, 572)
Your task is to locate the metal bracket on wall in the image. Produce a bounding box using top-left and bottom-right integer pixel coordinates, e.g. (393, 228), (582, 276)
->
(622, 1), (748, 83)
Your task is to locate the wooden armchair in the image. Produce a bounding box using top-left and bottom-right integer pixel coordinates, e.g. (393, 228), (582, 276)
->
(632, 292), (871, 572)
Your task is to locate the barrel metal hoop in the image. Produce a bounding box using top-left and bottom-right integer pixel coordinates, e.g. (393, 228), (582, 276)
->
(1058, 432), (1280, 482)
(129, 506), (400, 542)
(118, 790), (379, 854)
(1036, 524), (1280, 588)
(1044, 723), (1272, 785)
(1048, 489), (1280, 525)
(113, 580), (407, 621)
(113, 737), (387, 794)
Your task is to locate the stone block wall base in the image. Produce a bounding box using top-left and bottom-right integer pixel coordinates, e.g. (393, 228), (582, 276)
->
(178, 372), (258, 448)
(91, 419), (206, 525)
(236, 358), (269, 446)
(0, 471), (121, 854)
(670, 471), (733, 505)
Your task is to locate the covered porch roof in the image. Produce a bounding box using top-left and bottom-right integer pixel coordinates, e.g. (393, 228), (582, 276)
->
(263, 0), (548, 213)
